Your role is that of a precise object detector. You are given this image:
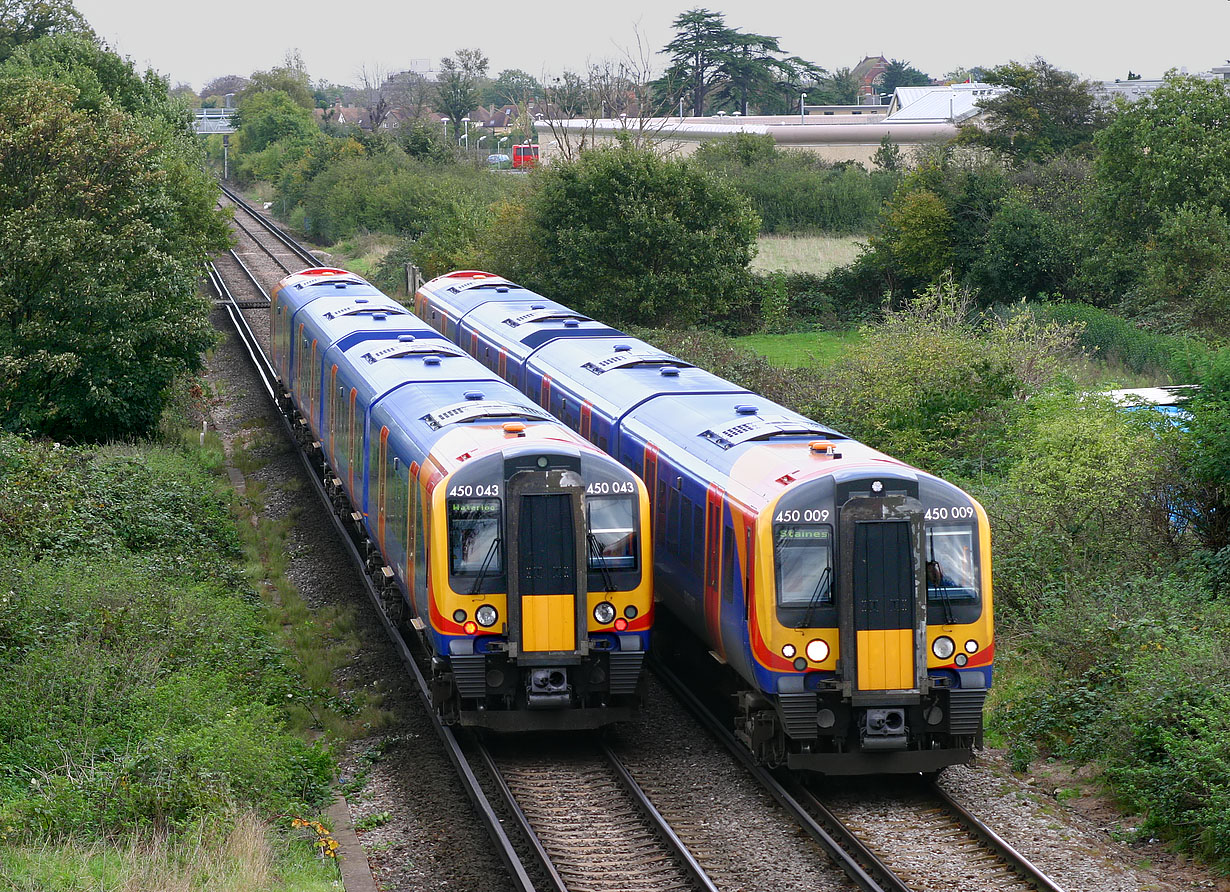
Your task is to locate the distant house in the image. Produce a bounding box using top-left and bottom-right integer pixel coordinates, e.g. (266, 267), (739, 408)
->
(317, 102), (371, 128)
(852, 55), (890, 101)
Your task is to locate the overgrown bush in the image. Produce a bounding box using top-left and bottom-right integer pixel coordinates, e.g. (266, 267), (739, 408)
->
(0, 439), (333, 836)
(802, 278), (1083, 477)
(693, 133), (897, 233)
(984, 393), (1177, 621)
(1023, 302), (1208, 381)
(989, 580), (1230, 862)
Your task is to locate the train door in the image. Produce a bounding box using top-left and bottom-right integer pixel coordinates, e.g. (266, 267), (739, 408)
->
(408, 461), (421, 615)
(376, 427), (389, 552)
(504, 472), (586, 660)
(327, 366), (339, 461)
(704, 485), (725, 657)
(643, 445), (659, 526)
(838, 496), (926, 696)
(347, 388), (358, 495)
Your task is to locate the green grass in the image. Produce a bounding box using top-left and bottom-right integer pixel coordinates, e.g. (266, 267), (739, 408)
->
(734, 329), (862, 368)
(0, 814), (341, 891)
(325, 233), (401, 280)
(751, 234), (865, 276)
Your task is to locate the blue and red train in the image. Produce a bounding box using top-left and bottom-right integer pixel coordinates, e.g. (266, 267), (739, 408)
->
(270, 268), (652, 730)
(415, 270), (994, 774)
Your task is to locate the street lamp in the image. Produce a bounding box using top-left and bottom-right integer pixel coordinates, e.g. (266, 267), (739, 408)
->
(459, 116), (470, 148)
(440, 116), (449, 141)
(800, 92), (807, 123)
(477, 134), (488, 159)
(497, 136), (508, 151)
(619, 112), (627, 129)
(679, 96), (685, 118)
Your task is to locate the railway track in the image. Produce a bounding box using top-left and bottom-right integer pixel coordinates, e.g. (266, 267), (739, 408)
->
(208, 189), (720, 892)
(652, 657), (1067, 892)
(477, 735), (718, 892)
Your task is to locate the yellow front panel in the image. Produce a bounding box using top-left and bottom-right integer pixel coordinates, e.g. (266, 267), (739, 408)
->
(522, 594), (575, 652)
(856, 629), (914, 690)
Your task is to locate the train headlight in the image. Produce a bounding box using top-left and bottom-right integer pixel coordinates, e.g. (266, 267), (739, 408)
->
(932, 636), (956, 660)
(475, 605), (498, 628)
(964, 639), (979, 654)
(805, 639), (829, 663)
(593, 601), (616, 624)
(781, 644), (797, 659)
(955, 653), (968, 667)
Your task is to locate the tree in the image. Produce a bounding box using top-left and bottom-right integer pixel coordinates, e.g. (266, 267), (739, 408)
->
(0, 77), (231, 440)
(1094, 74), (1230, 242)
(956, 57), (1102, 164)
(484, 68), (540, 108)
(808, 66), (859, 105)
(0, 0), (90, 63)
(1089, 74), (1230, 328)
(658, 8), (736, 116)
(1, 33), (184, 122)
(943, 65), (990, 84)
(520, 145), (759, 327)
(201, 73), (248, 105)
(234, 89), (318, 154)
(356, 63), (393, 129)
(242, 50), (314, 110)
(435, 48), (487, 140)
(877, 59), (931, 97)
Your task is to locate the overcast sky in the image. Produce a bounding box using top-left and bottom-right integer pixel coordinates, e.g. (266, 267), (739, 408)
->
(75, 0), (1230, 92)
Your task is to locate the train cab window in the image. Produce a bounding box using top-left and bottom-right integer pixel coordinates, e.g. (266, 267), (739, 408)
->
(585, 496), (637, 570)
(448, 498), (503, 581)
(775, 524), (834, 608)
(925, 524), (981, 624)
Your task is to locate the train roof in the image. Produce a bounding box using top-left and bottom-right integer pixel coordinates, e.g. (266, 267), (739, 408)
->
(459, 298), (621, 353)
(1104, 385), (1196, 407)
(419, 271), (533, 318)
(528, 335), (748, 418)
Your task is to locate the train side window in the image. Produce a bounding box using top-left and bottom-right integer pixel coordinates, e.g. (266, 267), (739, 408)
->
(679, 495), (694, 559)
(666, 486), (681, 553)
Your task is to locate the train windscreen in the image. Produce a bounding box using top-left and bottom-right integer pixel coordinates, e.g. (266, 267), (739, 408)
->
(449, 498), (503, 576)
(586, 495), (638, 570)
(925, 524), (981, 624)
(775, 524), (834, 607)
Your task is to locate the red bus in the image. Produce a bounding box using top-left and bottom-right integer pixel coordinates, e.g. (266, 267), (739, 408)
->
(512, 144), (539, 169)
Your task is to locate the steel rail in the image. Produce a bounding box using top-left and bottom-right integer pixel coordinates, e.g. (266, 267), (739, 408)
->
(225, 208), (295, 276)
(930, 783), (1067, 892)
(209, 253), (538, 892)
(474, 741), (570, 892)
(649, 659), (888, 892)
(600, 741), (722, 892)
(219, 182), (318, 266)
